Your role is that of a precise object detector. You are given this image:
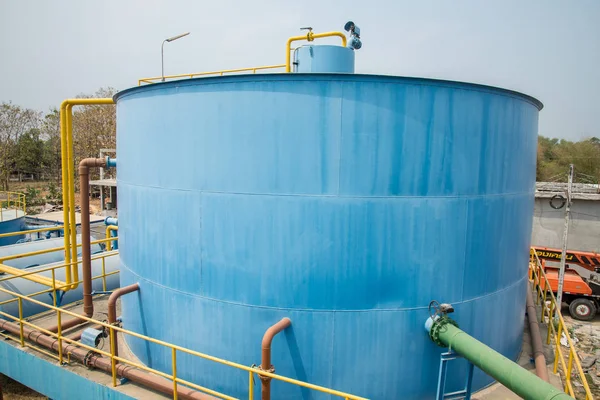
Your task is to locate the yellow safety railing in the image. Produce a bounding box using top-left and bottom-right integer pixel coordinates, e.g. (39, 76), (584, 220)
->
(0, 250), (119, 307)
(529, 249), (594, 399)
(0, 236), (116, 288)
(0, 253), (366, 400)
(138, 64), (286, 86)
(0, 225), (64, 239)
(0, 191), (26, 221)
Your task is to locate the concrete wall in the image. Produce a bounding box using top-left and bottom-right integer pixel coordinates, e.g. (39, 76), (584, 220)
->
(0, 341), (135, 400)
(532, 197), (600, 252)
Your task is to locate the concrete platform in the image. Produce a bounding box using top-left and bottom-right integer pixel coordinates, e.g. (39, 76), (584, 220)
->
(0, 295), (170, 399)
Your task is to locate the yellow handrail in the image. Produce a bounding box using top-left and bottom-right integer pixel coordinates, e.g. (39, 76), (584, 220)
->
(529, 249), (593, 399)
(0, 255), (367, 400)
(0, 191), (26, 222)
(138, 64), (286, 86)
(0, 225), (64, 239)
(0, 237), (116, 288)
(285, 31), (347, 72)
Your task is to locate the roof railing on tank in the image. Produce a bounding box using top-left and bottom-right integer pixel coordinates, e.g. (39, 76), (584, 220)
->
(0, 268), (368, 400)
(0, 191), (26, 221)
(138, 64), (286, 86)
(138, 26), (352, 85)
(529, 249), (594, 399)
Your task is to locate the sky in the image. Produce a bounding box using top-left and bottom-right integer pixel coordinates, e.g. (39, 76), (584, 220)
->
(1, 0), (599, 141)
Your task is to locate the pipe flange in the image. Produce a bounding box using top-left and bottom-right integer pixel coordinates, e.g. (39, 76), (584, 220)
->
(429, 316), (459, 347)
(256, 364), (275, 382)
(82, 350), (96, 368)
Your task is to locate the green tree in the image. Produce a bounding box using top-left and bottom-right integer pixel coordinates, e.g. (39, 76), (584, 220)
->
(0, 102), (40, 190)
(536, 135), (600, 183)
(15, 128), (44, 179)
(40, 109), (61, 182)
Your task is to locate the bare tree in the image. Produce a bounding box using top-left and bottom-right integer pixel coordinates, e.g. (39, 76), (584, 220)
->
(72, 88), (117, 181)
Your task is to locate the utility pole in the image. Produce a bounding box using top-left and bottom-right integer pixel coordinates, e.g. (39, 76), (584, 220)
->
(556, 164), (574, 307)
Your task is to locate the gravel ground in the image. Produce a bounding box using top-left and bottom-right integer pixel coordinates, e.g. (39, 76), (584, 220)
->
(0, 375), (46, 399)
(559, 306), (600, 398)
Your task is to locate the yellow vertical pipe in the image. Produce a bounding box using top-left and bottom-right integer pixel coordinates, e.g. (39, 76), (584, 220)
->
(59, 98), (114, 290)
(66, 106), (79, 289)
(59, 102), (72, 287)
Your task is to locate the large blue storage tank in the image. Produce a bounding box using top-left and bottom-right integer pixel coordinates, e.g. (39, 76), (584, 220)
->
(0, 209), (25, 246)
(115, 74), (542, 399)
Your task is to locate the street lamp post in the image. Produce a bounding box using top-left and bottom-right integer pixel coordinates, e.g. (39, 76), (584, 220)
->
(161, 32), (190, 82)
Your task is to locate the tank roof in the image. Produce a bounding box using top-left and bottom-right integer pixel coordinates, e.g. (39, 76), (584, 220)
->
(115, 73), (543, 110)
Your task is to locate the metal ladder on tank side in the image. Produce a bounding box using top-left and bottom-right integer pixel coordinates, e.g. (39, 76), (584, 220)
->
(436, 351), (474, 400)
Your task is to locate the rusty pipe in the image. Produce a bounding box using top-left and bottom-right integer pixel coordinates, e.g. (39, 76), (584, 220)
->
(79, 158), (106, 317)
(260, 317), (291, 400)
(107, 283), (140, 362)
(526, 289), (549, 382)
(67, 324), (105, 342)
(46, 316), (87, 334)
(0, 319), (213, 400)
(108, 284), (139, 324)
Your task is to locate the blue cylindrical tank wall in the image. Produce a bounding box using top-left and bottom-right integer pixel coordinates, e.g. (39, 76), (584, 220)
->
(0, 235), (103, 269)
(293, 45), (355, 73)
(0, 255), (120, 318)
(115, 74), (541, 399)
(0, 210), (25, 246)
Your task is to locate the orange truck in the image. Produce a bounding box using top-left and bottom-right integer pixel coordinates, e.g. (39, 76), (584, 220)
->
(531, 246), (600, 321)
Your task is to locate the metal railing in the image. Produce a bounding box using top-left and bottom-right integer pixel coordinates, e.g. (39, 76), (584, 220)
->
(0, 251), (366, 400)
(529, 249), (594, 399)
(0, 191), (26, 221)
(138, 64), (286, 86)
(0, 236), (116, 288)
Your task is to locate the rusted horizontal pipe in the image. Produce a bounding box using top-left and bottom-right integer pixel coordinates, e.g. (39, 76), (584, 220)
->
(0, 319), (213, 400)
(47, 317), (87, 334)
(67, 324), (105, 342)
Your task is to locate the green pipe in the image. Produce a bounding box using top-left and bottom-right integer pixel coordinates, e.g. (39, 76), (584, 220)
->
(426, 316), (571, 400)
